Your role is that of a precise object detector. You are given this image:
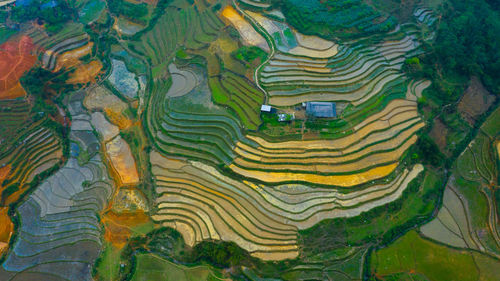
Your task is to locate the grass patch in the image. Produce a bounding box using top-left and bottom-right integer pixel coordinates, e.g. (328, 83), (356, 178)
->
(0, 27), (16, 45)
(481, 105), (500, 137)
(78, 0), (106, 25)
(371, 230), (484, 281)
(96, 242), (123, 281)
(131, 253), (226, 281)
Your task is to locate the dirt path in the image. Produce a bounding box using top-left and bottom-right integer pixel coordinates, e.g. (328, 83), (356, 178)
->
(481, 188), (500, 250)
(233, 0), (274, 104)
(448, 183), (485, 253)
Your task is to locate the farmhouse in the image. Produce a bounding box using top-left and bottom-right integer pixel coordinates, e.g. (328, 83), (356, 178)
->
(306, 102), (337, 118)
(278, 112), (295, 122)
(261, 104), (272, 112)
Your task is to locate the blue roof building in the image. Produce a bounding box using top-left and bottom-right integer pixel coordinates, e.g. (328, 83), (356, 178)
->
(306, 102), (337, 118)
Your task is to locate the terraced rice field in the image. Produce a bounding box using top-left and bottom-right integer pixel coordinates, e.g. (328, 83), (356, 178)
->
(165, 64), (199, 98)
(0, 2), (449, 278)
(27, 24), (90, 71)
(209, 70), (265, 130)
(230, 99), (424, 186)
(151, 150), (423, 260)
(0, 92), (114, 280)
(0, 0), (487, 278)
(242, 10), (422, 107)
(137, 0), (431, 261)
(52, 41), (93, 71)
(113, 17), (146, 36)
(421, 117), (500, 258)
(134, 0), (224, 75)
(0, 99), (63, 206)
(136, 1), (265, 130)
(414, 8), (437, 27)
(84, 85), (133, 129)
(89, 108), (139, 187)
(105, 136), (140, 186)
(79, 0), (106, 25)
(221, 6), (269, 52)
(406, 79), (430, 101)
(146, 71), (246, 166)
(108, 59), (139, 99)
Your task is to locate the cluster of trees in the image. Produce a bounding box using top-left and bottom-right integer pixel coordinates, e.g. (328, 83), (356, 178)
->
(412, 134), (444, 167)
(107, 0), (148, 23)
(117, 226), (296, 280)
(192, 242), (247, 268)
(11, 0), (74, 32)
(275, 0), (394, 39)
(231, 46), (267, 65)
(21, 67), (72, 99)
(422, 0), (500, 99)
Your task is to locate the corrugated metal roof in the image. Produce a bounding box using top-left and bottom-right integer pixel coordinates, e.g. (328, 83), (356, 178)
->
(306, 102), (336, 118)
(261, 105), (272, 112)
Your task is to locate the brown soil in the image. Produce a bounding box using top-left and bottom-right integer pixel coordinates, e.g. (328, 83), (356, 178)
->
(0, 83), (26, 99)
(111, 187), (149, 213)
(0, 207), (13, 258)
(0, 35), (36, 99)
(429, 118), (449, 155)
(0, 165), (10, 183)
(102, 211), (150, 249)
(458, 77), (496, 126)
(67, 60), (103, 84)
(105, 136), (140, 186)
(104, 108), (133, 129)
(53, 42), (93, 72)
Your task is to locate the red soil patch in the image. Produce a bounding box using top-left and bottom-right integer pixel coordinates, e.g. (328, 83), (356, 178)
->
(102, 211), (150, 249)
(0, 35), (36, 99)
(0, 83), (27, 100)
(0, 207), (13, 258)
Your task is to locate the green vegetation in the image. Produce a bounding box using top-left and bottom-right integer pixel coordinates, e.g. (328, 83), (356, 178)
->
(3, 0), (500, 280)
(371, 230), (499, 281)
(482, 105), (500, 137)
(208, 71), (264, 130)
(300, 170), (442, 252)
(231, 46), (267, 65)
(96, 242), (122, 281)
(276, 0), (396, 39)
(10, 0), (75, 32)
(78, 0), (106, 25)
(132, 253), (227, 281)
(413, 134), (444, 166)
(0, 26), (16, 45)
(428, 0), (500, 95)
(107, 0), (149, 23)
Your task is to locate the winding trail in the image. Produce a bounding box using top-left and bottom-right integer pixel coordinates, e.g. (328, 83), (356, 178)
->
(232, 0), (275, 104)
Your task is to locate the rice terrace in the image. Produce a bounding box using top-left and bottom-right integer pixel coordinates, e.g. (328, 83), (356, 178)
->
(0, 0), (499, 280)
